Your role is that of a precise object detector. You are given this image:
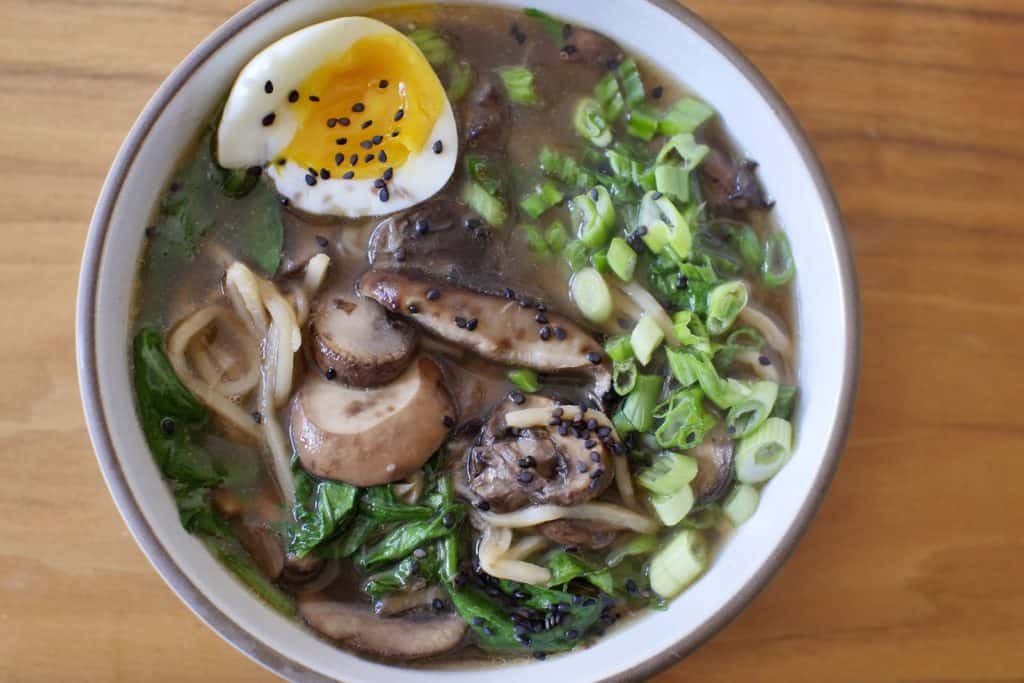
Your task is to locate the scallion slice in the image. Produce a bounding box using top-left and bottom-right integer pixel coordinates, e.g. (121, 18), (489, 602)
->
(722, 484), (760, 526)
(545, 220), (569, 253)
(562, 239), (589, 271)
(520, 182), (564, 219)
(636, 452), (699, 495)
(659, 97), (714, 135)
(409, 28), (452, 68)
(771, 384), (798, 420)
(762, 231), (795, 288)
(574, 97), (613, 147)
(650, 529), (708, 598)
(605, 335), (635, 363)
(706, 280), (748, 335)
(725, 380), (778, 437)
(523, 225), (549, 255)
(446, 60), (474, 100)
(616, 373), (662, 433)
(539, 146), (596, 189)
(630, 315), (665, 366)
(612, 360), (638, 396)
(569, 267), (613, 324)
(626, 107), (660, 141)
(735, 417), (793, 484)
(496, 65), (539, 105)
(507, 368), (541, 393)
(656, 133), (710, 170)
(649, 484), (695, 526)
(607, 237), (637, 281)
(572, 186), (615, 248)
(736, 224), (763, 272)
(617, 58), (645, 107)
(638, 191), (691, 259)
(654, 164), (690, 202)
(461, 181), (506, 227)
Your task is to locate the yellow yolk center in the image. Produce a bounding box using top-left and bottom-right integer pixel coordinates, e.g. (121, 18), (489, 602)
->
(280, 33), (443, 180)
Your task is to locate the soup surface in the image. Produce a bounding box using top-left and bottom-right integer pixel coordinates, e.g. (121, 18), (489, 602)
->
(131, 4), (799, 664)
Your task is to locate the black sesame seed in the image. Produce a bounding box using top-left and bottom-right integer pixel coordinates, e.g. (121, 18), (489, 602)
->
(465, 217), (481, 229)
(335, 153), (345, 166)
(433, 139), (443, 154)
(476, 500), (492, 511)
(442, 415), (455, 428)
(432, 598), (444, 611)
(442, 512), (455, 528)
(590, 451), (601, 463)
(533, 651), (547, 661)
(373, 178), (386, 189)
(366, 153), (376, 163)
(535, 313), (548, 324)
(539, 326), (552, 341)
(636, 225), (648, 237)
(407, 302), (419, 313)
(558, 423), (569, 436)
(304, 174), (317, 186)
(503, 287), (516, 299)
(509, 391), (525, 405)
(379, 79), (389, 88)
(626, 578), (639, 593)
(518, 471), (534, 484)
(319, 168), (330, 180)
(361, 119), (373, 129)
(392, 130), (400, 137)
(727, 425), (737, 434)
(426, 288), (441, 301)
(251, 411), (263, 425)
(565, 629), (579, 640)
(586, 418), (598, 430)
(261, 113), (276, 126)
(652, 191), (663, 200)
(327, 118), (338, 128)
(554, 327), (566, 340)
(676, 273), (689, 289)
(288, 90), (299, 103)
(307, 166), (317, 176)
(361, 140), (373, 150)
(535, 302), (547, 312)
(589, 188), (599, 201)
(336, 137), (348, 145)
(472, 617), (484, 627)
(516, 634), (532, 646)
(482, 626), (495, 637)
(350, 154), (359, 165)
(309, 95), (320, 102)
(352, 102), (365, 112)
(466, 318), (478, 331)
(372, 134), (383, 145)
(338, 117), (350, 126)
(159, 417), (175, 435)
(652, 85), (664, 99)
(561, 44), (578, 55)
(343, 170), (355, 180)
(315, 234), (329, 248)
(759, 355), (772, 366)
(325, 367), (337, 380)
(379, 150), (387, 162)
(280, 197), (289, 206)
(394, 247), (406, 262)
(394, 108), (404, 121)
(276, 158), (286, 166)
(687, 431), (696, 443)
(518, 456), (536, 469)
(415, 219), (430, 235)
(584, 438), (597, 448)
(455, 316), (468, 329)
(586, 351), (602, 364)
(383, 167), (394, 180)
(597, 426), (611, 437)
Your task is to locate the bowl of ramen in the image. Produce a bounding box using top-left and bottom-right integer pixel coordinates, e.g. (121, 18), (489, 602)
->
(77, 1), (858, 680)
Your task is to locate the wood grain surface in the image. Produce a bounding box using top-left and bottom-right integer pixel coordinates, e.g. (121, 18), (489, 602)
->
(2, 0), (1022, 681)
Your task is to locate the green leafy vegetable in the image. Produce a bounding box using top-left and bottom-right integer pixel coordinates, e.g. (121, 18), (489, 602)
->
(508, 368), (541, 393)
(654, 387), (717, 449)
(615, 374), (663, 433)
(360, 504), (465, 567)
(496, 66), (540, 105)
(359, 485), (434, 522)
(659, 97), (715, 135)
(520, 182), (564, 219)
(288, 468), (358, 558)
(546, 550), (614, 593)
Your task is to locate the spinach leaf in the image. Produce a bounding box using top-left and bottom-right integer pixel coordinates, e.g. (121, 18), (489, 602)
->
(317, 515), (377, 559)
(359, 485), (434, 522)
(647, 252), (718, 315)
(232, 180), (284, 277)
(288, 468), (359, 558)
(205, 537), (297, 617)
(546, 550), (615, 594)
(360, 503), (465, 568)
(363, 546), (441, 598)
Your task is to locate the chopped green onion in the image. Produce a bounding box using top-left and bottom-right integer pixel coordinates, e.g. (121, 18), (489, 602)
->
(636, 451), (698, 495)
(673, 311), (712, 352)
(616, 374), (662, 433)
(496, 66), (539, 105)
(649, 483), (695, 526)
(465, 155), (504, 195)
(569, 267), (613, 324)
(630, 315), (665, 366)
(725, 380), (778, 438)
(735, 417), (793, 484)
(605, 335), (635, 363)
(681, 504), (722, 530)
(607, 534), (659, 567)
(654, 386), (717, 449)
(447, 60), (474, 100)
(591, 248), (610, 274)
(523, 7), (565, 42)
(736, 224), (763, 272)
(539, 146), (596, 189)
(617, 58), (645, 107)
(612, 360), (638, 396)
(665, 349), (748, 409)
(607, 237), (637, 281)
(572, 186), (615, 248)
(520, 182), (564, 219)
(574, 97), (613, 147)
(638, 191), (691, 259)
(562, 239), (589, 271)
(650, 528), (708, 598)
(545, 220), (569, 253)
(508, 368), (541, 393)
(762, 231), (795, 288)
(771, 385), (798, 420)
(524, 225), (549, 255)
(409, 28), (452, 68)
(594, 73), (625, 120)
(659, 97), (714, 135)
(626, 107), (660, 141)
(654, 164), (690, 203)
(462, 181), (506, 227)
(722, 484), (759, 526)
(656, 133), (710, 170)
(706, 281), (748, 335)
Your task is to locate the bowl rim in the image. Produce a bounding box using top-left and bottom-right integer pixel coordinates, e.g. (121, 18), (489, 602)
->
(76, 1), (860, 681)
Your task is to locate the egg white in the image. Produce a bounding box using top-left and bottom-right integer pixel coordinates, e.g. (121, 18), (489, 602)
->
(217, 16), (458, 217)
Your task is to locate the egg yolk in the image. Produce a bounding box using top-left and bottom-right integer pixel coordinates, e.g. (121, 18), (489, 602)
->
(279, 33), (443, 180)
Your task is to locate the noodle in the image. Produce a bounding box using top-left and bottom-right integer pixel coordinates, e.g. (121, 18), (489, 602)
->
(735, 348), (782, 382)
(739, 303), (793, 358)
(258, 280), (302, 407)
(259, 321), (297, 507)
(479, 502), (657, 533)
(505, 534), (548, 561)
(225, 262), (269, 336)
(614, 280), (681, 347)
(478, 525), (552, 585)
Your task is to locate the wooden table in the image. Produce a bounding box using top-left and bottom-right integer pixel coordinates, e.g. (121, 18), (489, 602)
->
(2, 1), (1022, 680)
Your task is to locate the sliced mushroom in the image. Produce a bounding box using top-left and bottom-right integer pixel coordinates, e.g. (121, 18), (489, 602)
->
(699, 147), (769, 214)
(290, 357), (455, 486)
(466, 396), (614, 512)
(309, 291), (417, 388)
(691, 422), (735, 505)
(463, 77), (510, 151)
(359, 269), (610, 397)
(559, 26), (623, 68)
(538, 518), (620, 550)
(437, 354), (510, 424)
(368, 199), (504, 287)
(300, 597), (467, 659)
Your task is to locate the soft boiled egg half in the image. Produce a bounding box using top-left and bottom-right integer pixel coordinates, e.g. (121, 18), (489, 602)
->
(217, 17), (458, 217)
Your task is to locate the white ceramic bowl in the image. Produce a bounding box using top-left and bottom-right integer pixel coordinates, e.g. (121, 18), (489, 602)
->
(77, 1), (859, 681)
